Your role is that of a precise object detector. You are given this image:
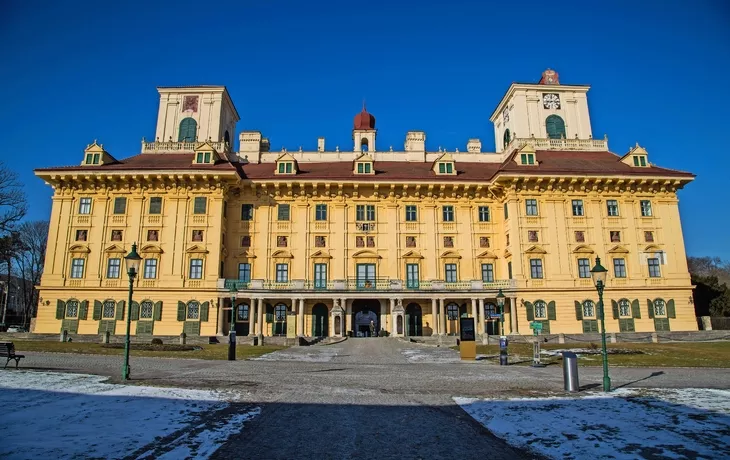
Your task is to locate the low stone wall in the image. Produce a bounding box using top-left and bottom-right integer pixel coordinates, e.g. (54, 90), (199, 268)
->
(0, 332), (211, 345)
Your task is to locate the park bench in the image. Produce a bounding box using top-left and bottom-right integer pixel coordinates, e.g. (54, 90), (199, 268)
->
(0, 342), (25, 369)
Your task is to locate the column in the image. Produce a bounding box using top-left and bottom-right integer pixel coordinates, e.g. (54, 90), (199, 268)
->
(380, 299), (388, 335)
(470, 298), (477, 322)
(431, 298), (438, 335)
(439, 298), (446, 336)
(345, 299), (352, 336)
(510, 297), (518, 334)
(298, 298), (305, 336)
(257, 298), (265, 339)
(249, 297), (257, 336)
(216, 299), (226, 336)
(478, 298), (485, 335)
(389, 298), (396, 336)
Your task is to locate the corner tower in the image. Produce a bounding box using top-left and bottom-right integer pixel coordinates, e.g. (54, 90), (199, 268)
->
(154, 86), (240, 146)
(490, 69), (594, 152)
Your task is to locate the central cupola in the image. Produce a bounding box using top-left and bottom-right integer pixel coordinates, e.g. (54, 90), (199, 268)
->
(353, 103), (377, 152)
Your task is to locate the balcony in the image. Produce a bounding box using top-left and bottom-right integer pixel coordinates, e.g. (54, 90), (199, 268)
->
(222, 278), (517, 293)
(141, 139), (231, 153)
(75, 215), (91, 225)
(505, 136), (609, 153)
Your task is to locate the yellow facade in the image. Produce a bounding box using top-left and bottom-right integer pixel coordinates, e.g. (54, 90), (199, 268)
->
(33, 73), (696, 341)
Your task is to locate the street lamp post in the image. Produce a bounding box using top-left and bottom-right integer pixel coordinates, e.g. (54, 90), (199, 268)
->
(228, 283), (237, 361)
(496, 288), (507, 365)
(123, 243), (142, 381)
(590, 256), (611, 392)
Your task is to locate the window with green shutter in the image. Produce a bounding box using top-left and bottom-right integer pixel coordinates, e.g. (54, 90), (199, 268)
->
(618, 318), (635, 332)
(546, 115), (566, 139)
(179, 117), (197, 142)
(582, 320), (598, 333)
(183, 321), (201, 336)
(653, 318), (670, 331)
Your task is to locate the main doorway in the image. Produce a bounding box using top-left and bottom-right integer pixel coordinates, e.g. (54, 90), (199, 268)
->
(234, 302), (250, 336)
(312, 303), (329, 337)
(351, 299), (380, 337)
(405, 303), (422, 336)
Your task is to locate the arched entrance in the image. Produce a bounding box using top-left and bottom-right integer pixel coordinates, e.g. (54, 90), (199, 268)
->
(446, 302), (467, 336)
(234, 302), (250, 336)
(352, 299), (380, 337)
(270, 302), (287, 336)
(405, 303), (422, 337)
(312, 303), (329, 337)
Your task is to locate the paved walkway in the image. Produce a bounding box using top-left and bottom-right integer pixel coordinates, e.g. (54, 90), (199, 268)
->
(12, 338), (730, 459)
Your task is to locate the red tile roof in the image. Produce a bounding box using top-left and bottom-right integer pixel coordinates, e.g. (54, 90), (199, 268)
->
(35, 150), (694, 181)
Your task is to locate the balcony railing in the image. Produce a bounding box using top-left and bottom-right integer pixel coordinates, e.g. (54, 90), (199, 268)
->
(504, 136), (609, 153)
(223, 278), (516, 292)
(141, 139), (231, 153)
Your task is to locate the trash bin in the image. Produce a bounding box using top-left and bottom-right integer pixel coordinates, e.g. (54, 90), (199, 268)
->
(562, 351), (579, 392)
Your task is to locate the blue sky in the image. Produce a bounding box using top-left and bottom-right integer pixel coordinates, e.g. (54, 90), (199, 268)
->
(1, 0), (728, 258)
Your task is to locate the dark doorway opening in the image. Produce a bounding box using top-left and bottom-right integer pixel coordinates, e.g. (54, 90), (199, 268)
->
(351, 299), (380, 337)
(312, 303), (329, 337)
(405, 303), (422, 337)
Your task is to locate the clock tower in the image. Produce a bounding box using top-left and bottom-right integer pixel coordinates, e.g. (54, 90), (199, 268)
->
(490, 69), (594, 153)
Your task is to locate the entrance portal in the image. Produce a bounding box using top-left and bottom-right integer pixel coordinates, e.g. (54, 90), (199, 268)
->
(312, 303), (329, 337)
(351, 299), (380, 337)
(405, 303), (422, 337)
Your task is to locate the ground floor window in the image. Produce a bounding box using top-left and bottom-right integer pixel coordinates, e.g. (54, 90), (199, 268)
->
(446, 303), (459, 320)
(534, 300), (547, 319)
(140, 301), (153, 319)
(66, 300), (79, 318)
(653, 299), (666, 316)
(237, 303), (249, 321)
(103, 300), (115, 318)
(618, 299), (631, 317)
(187, 301), (200, 320)
(275, 303), (287, 321)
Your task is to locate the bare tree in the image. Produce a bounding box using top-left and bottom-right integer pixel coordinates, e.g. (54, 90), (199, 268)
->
(13, 221), (48, 327)
(0, 162), (27, 234)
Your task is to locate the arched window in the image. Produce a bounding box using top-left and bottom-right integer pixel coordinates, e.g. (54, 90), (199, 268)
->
(66, 300), (79, 318)
(179, 118), (197, 142)
(103, 300), (116, 318)
(653, 299), (666, 317)
(503, 129), (511, 149)
(618, 299), (630, 317)
(361, 138), (369, 152)
(237, 303), (249, 321)
(534, 300), (547, 319)
(187, 301), (200, 319)
(224, 130), (230, 145)
(446, 303), (459, 320)
(140, 300), (154, 319)
(582, 300), (595, 318)
(546, 115), (565, 139)
(485, 302), (497, 317)
(275, 303), (287, 321)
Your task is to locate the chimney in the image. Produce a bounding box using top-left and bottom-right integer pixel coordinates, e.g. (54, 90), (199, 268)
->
(317, 137), (325, 152)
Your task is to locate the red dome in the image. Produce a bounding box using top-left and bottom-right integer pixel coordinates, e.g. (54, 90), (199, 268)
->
(354, 105), (376, 130)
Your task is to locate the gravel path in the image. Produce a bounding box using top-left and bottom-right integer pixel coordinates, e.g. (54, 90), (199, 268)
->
(11, 338), (730, 459)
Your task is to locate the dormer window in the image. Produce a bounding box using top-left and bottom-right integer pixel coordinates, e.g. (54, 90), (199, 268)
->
(275, 153), (298, 175)
(357, 162), (372, 174)
(433, 153), (456, 176)
(81, 140), (116, 167)
(196, 152), (212, 164)
(622, 144), (650, 168)
(633, 155), (647, 167)
(438, 162), (454, 174)
(353, 153), (374, 175)
(85, 153), (101, 165)
(520, 153), (536, 165)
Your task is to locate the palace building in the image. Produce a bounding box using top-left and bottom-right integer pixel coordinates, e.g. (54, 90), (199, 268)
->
(34, 69), (696, 342)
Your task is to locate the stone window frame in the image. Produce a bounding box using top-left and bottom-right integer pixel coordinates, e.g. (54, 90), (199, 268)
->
(582, 300), (596, 319)
(618, 298), (631, 318)
(102, 300), (116, 319)
(65, 299), (80, 319)
(140, 300), (154, 319)
(187, 301), (200, 320)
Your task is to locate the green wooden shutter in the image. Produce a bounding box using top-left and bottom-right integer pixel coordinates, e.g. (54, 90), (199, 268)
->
(547, 301), (557, 321)
(647, 299), (654, 318)
(611, 300), (619, 320)
(115, 301), (125, 320)
(540, 320), (550, 334)
(130, 302), (140, 321)
(525, 302), (534, 321)
(79, 301), (89, 320)
(574, 301), (583, 320)
(583, 320), (598, 333)
(56, 300), (66, 320)
(177, 301), (186, 321)
(266, 304), (274, 323)
(631, 299), (641, 319)
(546, 115), (566, 139)
(93, 300), (102, 320)
(184, 321), (201, 336)
(200, 301), (210, 322)
(667, 299), (676, 318)
(178, 118), (197, 142)
(154, 301), (163, 321)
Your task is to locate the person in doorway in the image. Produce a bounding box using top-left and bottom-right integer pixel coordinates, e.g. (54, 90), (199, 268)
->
(369, 320), (375, 337)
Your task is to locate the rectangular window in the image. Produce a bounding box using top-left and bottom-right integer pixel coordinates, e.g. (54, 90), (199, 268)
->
(644, 231), (654, 243)
(149, 197), (162, 214)
(530, 259), (543, 279)
(508, 261), (513, 279)
(525, 199), (538, 216)
(478, 206), (490, 222)
(528, 230), (538, 242)
(276, 263), (289, 282)
(71, 258), (85, 278)
(405, 205), (417, 222)
(193, 197), (207, 214)
(241, 204), (254, 221)
(238, 263), (251, 282)
(613, 258), (627, 278)
(196, 152), (204, 163)
(444, 263), (458, 283)
(504, 203), (509, 219)
(443, 236), (454, 248)
(633, 156), (640, 166)
(610, 231), (621, 243)
(572, 200), (584, 216)
(111, 229), (123, 241)
(278, 163), (286, 173)
(85, 153), (93, 164)
(438, 163), (446, 174)
(314, 263), (327, 288)
(278, 204), (290, 221)
(189, 259), (203, 279)
(356, 263), (376, 288)
(357, 163), (364, 174)
(640, 200), (653, 217)
(285, 162), (293, 173)
(446, 163), (453, 173)
(442, 206), (454, 222)
(204, 152), (211, 163)
(315, 204), (327, 221)
(406, 264), (419, 288)
(578, 258), (591, 278)
(143, 259), (157, 279)
(575, 231), (585, 243)
(648, 258), (661, 278)
(607, 200), (619, 216)
(75, 230), (88, 241)
(481, 263), (494, 283)
(113, 197), (126, 214)
(356, 205), (376, 221)
(640, 156), (646, 167)
(106, 258), (121, 279)
(79, 197), (92, 214)
(365, 163), (371, 173)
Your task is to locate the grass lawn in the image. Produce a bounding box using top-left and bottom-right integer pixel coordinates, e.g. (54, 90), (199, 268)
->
(473, 342), (730, 368)
(8, 340), (285, 360)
